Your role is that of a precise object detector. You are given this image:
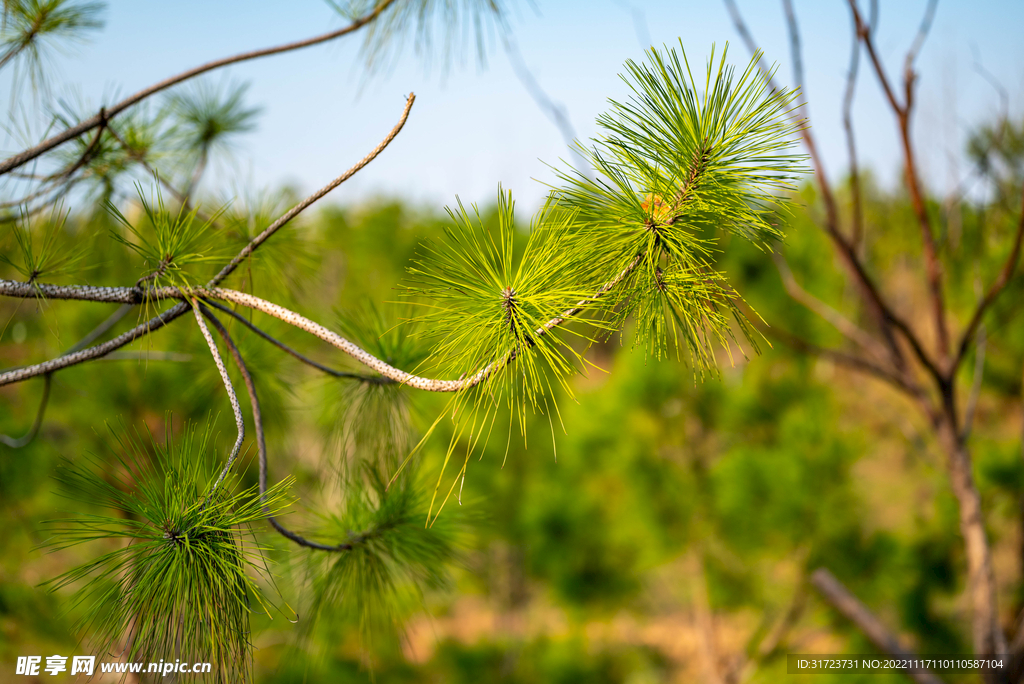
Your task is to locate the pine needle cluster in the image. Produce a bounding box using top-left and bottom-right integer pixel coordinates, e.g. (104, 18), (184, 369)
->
(42, 421), (294, 683)
(107, 185), (224, 292)
(399, 44), (804, 514)
(554, 42), (805, 366)
(305, 463), (459, 648)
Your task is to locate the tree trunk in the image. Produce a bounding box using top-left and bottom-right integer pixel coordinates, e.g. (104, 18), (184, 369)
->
(936, 415), (1007, 681)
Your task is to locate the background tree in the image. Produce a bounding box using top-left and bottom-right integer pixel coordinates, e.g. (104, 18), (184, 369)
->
(711, 2), (1024, 683)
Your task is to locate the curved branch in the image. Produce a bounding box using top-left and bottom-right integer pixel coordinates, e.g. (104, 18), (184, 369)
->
(767, 325), (924, 400)
(190, 298), (243, 494)
(1, 247), (643, 393)
(199, 305), (386, 552)
(210, 92), (415, 286)
(0, 0), (397, 176)
(723, 0), (913, 374)
(200, 298), (392, 384)
(0, 93), (416, 388)
(772, 252), (888, 363)
(0, 301), (189, 387)
(0, 373), (50, 448)
(842, 1), (867, 249)
(849, 0), (949, 364)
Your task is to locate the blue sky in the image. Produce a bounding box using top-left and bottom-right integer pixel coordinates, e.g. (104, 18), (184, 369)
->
(6, 0), (1024, 211)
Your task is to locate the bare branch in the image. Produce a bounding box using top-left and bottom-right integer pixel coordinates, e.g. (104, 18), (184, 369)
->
(772, 252), (889, 363)
(199, 305), (388, 553)
(954, 185), (1024, 371)
(961, 322), (985, 441)
(0, 93), (417, 388)
(810, 568), (946, 684)
(904, 0), (939, 83)
(766, 324), (924, 400)
(504, 37), (579, 152)
(190, 298), (243, 494)
(849, 0), (950, 365)
(847, 0), (902, 114)
(780, 0), (804, 99)
(209, 92), (415, 286)
(0, 372), (50, 448)
(201, 298), (393, 384)
(842, 3), (865, 249)
(724, 0), (916, 374)
(0, 0), (398, 177)
(0, 301), (189, 387)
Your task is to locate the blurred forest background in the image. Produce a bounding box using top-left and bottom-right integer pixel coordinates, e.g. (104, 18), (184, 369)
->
(2, 1), (1024, 683)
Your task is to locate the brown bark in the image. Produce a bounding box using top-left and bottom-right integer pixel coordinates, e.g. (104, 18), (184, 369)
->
(935, 411), (1008, 682)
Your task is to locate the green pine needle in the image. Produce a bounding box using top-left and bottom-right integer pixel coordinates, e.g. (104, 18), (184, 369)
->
(107, 183), (226, 292)
(305, 462), (458, 650)
(0, 205), (85, 287)
(41, 419), (294, 683)
(553, 42), (806, 370)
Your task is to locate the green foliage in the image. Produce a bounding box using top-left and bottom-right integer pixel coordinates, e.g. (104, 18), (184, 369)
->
(335, 0), (510, 73)
(41, 419), (294, 682)
(0, 0), (104, 95)
(49, 99), (167, 201)
(304, 463), (459, 649)
(326, 303), (429, 465)
(166, 80), (261, 154)
(554, 43), (804, 366)
(0, 205), (84, 284)
(107, 184), (224, 291)
(406, 189), (599, 416)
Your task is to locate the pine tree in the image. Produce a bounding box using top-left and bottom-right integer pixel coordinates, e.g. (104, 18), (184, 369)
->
(0, 1), (804, 678)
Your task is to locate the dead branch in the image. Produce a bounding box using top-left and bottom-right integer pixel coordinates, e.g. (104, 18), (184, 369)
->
(810, 568), (945, 684)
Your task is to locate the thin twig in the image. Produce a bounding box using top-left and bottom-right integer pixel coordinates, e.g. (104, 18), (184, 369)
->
(210, 92), (415, 286)
(961, 322), (985, 441)
(724, 0), (912, 373)
(199, 304), (383, 553)
(781, 0), (804, 100)
(201, 298), (391, 383)
(0, 372), (49, 447)
(64, 303), (133, 354)
(841, 1), (868, 249)
(772, 252), (888, 363)
(849, 0), (950, 365)
(0, 93), (417, 387)
(190, 298), (243, 495)
(953, 184), (1024, 372)
(0, 0), (398, 176)
(766, 324), (924, 400)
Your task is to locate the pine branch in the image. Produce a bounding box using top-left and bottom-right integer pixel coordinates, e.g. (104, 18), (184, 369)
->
(202, 298), (393, 383)
(0, 93), (417, 387)
(210, 92), (414, 285)
(0, 0), (397, 176)
(200, 305), (407, 552)
(189, 297), (244, 496)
